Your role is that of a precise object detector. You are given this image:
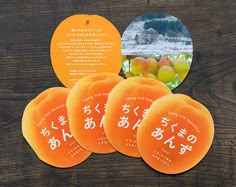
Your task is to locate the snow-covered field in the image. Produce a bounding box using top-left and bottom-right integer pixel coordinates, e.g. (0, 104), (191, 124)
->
(122, 39), (192, 56)
(122, 16), (193, 56)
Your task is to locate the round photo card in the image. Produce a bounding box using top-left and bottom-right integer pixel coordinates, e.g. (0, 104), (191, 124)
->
(122, 14), (193, 90)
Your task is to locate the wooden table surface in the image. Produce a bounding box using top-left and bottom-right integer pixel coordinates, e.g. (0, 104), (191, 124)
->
(0, 1), (235, 186)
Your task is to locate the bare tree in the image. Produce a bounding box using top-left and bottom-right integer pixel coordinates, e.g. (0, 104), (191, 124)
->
(134, 28), (158, 45)
(166, 30), (181, 42)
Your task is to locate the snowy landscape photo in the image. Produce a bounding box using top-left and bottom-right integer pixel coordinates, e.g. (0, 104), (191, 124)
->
(122, 14), (193, 56)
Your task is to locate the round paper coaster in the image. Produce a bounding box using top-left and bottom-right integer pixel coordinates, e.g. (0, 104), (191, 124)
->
(103, 77), (172, 157)
(67, 73), (124, 154)
(22, 87), (91, 168)
(50, 14), (121, 88)
(137, 94), (214, 174)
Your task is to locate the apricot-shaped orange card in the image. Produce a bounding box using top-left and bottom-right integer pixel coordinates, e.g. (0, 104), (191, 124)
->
(22, 87), (91, 168)
(137, 94), (214, 174)
(50, 14), (121, 88)
(67, 73), (124, 153)
(103, 77), (172, 157)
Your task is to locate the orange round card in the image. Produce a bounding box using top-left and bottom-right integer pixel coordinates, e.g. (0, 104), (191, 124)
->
(103, 77), (172, 157)
(50, 14), (121, 88)
(137, 94), (214, 174)
(67, 73), (124, 154)
(22, 87), (91, 168)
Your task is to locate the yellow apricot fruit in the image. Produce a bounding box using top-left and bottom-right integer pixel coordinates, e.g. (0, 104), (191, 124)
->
(130, 57), (147, 75)
(157, 66), (176, 83)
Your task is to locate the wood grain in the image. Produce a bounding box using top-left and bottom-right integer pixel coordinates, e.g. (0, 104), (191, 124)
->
(0, 0), (235, 186)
